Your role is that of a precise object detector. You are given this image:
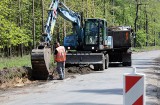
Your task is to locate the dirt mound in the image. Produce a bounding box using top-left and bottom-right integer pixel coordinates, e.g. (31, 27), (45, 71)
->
(48, 66), (94, 80)
(0, 66), (33, 88)
(66, 66), (93, 74)
(0, 65), (94, 89)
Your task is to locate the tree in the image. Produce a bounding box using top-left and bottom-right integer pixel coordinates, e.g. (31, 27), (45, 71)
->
(0, 0), (160, 57)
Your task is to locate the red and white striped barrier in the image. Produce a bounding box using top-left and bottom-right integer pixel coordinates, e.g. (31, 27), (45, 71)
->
(123, 67), (146, 105)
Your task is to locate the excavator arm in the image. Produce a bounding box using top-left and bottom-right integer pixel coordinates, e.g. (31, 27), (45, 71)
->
(41, 0), (58, 44)
(41, 0), (82, 47)
(31, 0), (82, 80)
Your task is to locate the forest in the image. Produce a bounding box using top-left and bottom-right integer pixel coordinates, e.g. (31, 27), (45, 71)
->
(0, 0), (160, 57)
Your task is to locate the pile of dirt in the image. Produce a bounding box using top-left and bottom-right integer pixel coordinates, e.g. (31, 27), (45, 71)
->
(0, 66), (32, 89)
(0, 65), (94, 89)
(49, 66), (94, 79)
(65, 66), (94, 77)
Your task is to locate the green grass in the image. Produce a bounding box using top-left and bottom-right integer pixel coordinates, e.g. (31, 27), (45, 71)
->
(132, 46), (160, 52)
(0, 55), (31, 69)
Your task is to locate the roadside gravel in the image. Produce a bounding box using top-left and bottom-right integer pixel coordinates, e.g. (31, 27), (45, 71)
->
(145, 57), (160, 105)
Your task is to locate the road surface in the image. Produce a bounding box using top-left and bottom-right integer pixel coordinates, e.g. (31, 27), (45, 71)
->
(0, 50), (160, 105)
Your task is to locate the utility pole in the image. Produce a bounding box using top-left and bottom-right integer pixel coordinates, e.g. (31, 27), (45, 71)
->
(32, 0), (35, 49)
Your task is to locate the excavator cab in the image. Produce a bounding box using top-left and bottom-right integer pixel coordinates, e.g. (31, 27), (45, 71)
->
(83, 19), (109, 51)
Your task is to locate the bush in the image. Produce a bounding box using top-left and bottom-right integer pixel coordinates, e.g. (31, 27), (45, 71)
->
(136, 30), (146, 47)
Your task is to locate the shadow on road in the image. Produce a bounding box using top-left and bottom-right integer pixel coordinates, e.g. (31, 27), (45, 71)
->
(136, 67), (153, 70)
(132, 58), (159, 66)
(71, 88), (123, 95)
(146, 84), (160, 98)
(145, 71), (160, 78)
(146, 102), (160, 105)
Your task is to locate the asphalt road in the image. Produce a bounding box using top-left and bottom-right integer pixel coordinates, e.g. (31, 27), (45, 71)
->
(0, 50), (160, 105)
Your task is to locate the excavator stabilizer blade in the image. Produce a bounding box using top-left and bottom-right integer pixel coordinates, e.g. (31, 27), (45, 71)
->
(66, 52), (103, 65)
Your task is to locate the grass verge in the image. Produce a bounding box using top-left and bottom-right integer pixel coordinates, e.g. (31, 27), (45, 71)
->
(132, 46), (160, 52)
(0, 55), (31, 70)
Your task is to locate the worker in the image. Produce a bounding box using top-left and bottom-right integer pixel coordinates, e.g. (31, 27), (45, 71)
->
(54, 42), (66, 80)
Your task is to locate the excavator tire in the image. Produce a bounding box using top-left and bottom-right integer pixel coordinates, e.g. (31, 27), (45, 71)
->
(31, 47), (51, 80)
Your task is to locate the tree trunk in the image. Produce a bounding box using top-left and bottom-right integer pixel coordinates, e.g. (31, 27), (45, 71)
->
(111, 0), (115, 25)
(8, 46), (11, 57)
(86, 0), (88, 18)
(20, 44), (23, 57)
(18, 0), (23, 57)
(93, 0), (95, 17)
(153, 19), (156, 46)
(4, 46), (8, 57)
(63, 0), (66, 38)
(32, 0), (35, 49)
(42, 0), (44, 33)
(145, 4), (148, 46)
(57, 24), (60, 43)
(134, 1), (139, 47)
(103, 0), (106, 19)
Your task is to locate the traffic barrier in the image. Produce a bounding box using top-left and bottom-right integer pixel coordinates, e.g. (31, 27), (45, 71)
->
(123, 67), (146, 105)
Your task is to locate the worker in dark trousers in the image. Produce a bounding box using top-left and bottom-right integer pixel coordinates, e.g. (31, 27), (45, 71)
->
(54, 42), (66, 80)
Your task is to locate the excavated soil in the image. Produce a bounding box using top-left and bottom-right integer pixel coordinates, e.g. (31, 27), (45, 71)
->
(0, 65), (94, 89)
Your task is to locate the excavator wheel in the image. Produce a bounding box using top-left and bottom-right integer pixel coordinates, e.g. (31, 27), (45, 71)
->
(31, 47), (51, 80)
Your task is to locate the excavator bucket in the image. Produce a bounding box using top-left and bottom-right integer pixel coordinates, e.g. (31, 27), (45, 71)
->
(31, 47), (51, 80)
